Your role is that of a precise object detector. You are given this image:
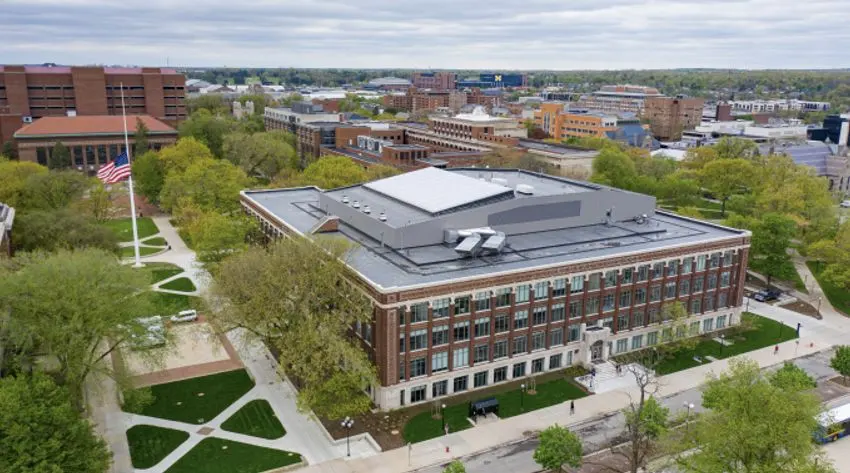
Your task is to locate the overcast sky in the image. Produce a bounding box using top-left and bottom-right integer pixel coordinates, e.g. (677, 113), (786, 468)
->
(2, 0), (847, 70)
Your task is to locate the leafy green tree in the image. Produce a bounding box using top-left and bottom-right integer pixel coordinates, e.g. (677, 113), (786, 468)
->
(0, 160), (47, 207)
(160, 159), (249, 213)
(713, 137), (759, 160)
(699, 158), (753, 217)
(298, 155), (368, 189)
(158, 137), (216, 176)
(831, 346), (850, 385)
(186, 94), (229, 115)
(210, 237), (377, 420)
(48, 141), (71, 170)
(807, 239), (840, 270)
(442, 460), (466, 473)
(0, 249), (155, 406)
(619, 396), (669, 473)
(365, 164), (401, 181)
(591, 146), (637, 190)
(186, 211), (258, 264)
(0, 373), (111, 473)
(18, 170), (91, 211)
(2, 140), (18, 160)
(770, 362), (816, 392)
(676, 206), (704, 219)
(178, 109), (236, 158)
(751, 213), (797, 287)
(238, 94), (271, 115)
(132, 150), (165, 204)
(13, 209), (118, 253)
(134, 117), (150, 156)
(533, 424), (583, 472)
(223, 131), (296, 180)
(678, 359), (828, 473)
(80, 180), (113, 222)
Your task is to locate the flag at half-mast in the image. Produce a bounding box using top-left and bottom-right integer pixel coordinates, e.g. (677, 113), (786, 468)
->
(97, 152), (131, 184)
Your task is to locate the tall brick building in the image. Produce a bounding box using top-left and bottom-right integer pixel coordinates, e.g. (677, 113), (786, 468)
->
(412, 72), (457, 90)
(644, 96), (705, 141)
(242, 168), (750, 409)
(0, 65), (186, 145)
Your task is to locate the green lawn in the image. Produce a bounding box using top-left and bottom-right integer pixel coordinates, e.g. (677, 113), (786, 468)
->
(147, 263), (185, 284)
(130, 369), (255, 424)
(221, 400), (286, 439)
(126, 425), (190, 469)
(102, 217), (159, 241)
(807, 261), (850, 316)
(655, 313), (798, 375)
(403, 376), (587, 444)
(159, 277), (197, 292)
(138, 291), (199, 315)
(144, 236), (168, 247)
(164, 438), (301, 473)
(121, 245), (162, 258)
(750, 257), (807, 292)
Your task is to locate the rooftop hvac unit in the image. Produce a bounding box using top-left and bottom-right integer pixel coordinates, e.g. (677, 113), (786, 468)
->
(342, 195), (350, 204)
(22, 116), (32, 123)
(378, 212), (387, 222)
(362, 205), (371, 214)
(352, 200), (361, 209)
(515, 184), (534, 195)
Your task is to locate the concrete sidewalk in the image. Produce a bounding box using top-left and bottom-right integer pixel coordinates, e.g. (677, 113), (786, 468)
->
(297, 334), (826, 473)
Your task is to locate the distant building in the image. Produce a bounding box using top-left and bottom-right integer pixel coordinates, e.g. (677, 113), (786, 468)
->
(364, 77), (412, 91)
(428, 107), (527, 145)
(644, 97), (705, 141)
(13, 115), (177, 174)
(727, 99), (830, 114)
(576, 85), (663, 115)
(382, 88), (467, 113)
(412, 72), (457, 90)
(823, 114), (850, 147)
(457, 73), (527, 89)
(0, 64), (186, 145)
(232, 100), (255, 119)
(185, 79), (211, 92)
(533, 103), (654, 147)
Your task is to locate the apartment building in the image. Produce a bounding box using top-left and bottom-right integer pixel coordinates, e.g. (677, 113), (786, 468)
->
(644, 97), (705, 141)
(576, 85), (662, 115)
(241, 167), (750, 409)
(0, 65), (186, 144)
(728, 99), (831, 114)
(412, 72), (457, 90)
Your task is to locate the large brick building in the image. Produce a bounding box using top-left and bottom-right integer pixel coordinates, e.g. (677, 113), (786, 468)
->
(411, 72), (457, 90)
(241, 168), (750, 409)
(644, 97), (705, 141)
(382, 88), (467, 113)
(576, 85), (662, 115)
(0, 65), (186, 145)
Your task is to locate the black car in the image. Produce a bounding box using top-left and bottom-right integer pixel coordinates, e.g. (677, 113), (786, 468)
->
(753, 288), (782, 302)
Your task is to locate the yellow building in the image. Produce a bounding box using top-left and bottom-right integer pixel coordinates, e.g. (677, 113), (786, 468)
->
(534, 103), (618, 141)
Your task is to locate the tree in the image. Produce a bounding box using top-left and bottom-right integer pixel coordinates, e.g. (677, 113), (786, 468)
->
(81, 180), (113, 221)
(297, 156), (368, 189)
(365, 164), (401, 181)
(160, 159), (249, 214)
(751, 213), (797, 287)
(713, 137), (759, 160)
(831, 346), (850, 385)
(0, 373), (110, 473)
(178, 109), (236, 158)
(186, 94), (229, 115)
(134, 117), (150, 156)
(699, 158), (753, 217)
(132, 150), (165, 204)
(0, 249), (155, 406)
(2, 140), (18, 160)
(0, 160), (47, 207)
(591, 146), (637, 190)
(676, 206), (704, 219)
(13, 209), (118, 253)
(157, 137), (215, 176)
(676, 359), (827, 473)
(18, 170), (91, 211)
(807, 239), (840, 271)
(185, 211), (258, 264)
(442, 460), (466, 473)
(210, 237), (377, 419)
(770, 362), (816, 392)
(47, 141), (71, 170)
(238, 94), (270, 115)
(533, 424), (583, 472)
(223, 131), (296, 180)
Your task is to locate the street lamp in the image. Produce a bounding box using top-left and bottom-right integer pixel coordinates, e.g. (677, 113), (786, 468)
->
(684, 402), (694, 432)
(719, 334), (725, 357)
(341, 416), (354, 457)
(441, 403), (447, 433)
(520, 383), (526, 411)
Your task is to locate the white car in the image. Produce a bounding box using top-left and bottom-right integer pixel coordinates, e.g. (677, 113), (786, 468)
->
(170, 309), (198, 324)
(840, 200), (850, 208)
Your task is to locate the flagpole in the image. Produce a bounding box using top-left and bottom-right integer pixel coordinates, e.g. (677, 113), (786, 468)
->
(120, 82), (142, 268)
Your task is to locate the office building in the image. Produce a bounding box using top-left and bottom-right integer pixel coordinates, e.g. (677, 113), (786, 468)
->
(241, 167), (750, 409)
(13, 115), (177, 173)
(412, 72), (457, 90)
(428, 107), (527, 145)
(382, 88), (467, 113)
(644, 97), (705, 141)
(533, 103), (654, 147)
(576, 85), (662, 115)
(0, 65), (186, 145)
(457, 73), (528, 89)
(727, 99), (831, 114)
(823, 114), (850, 147)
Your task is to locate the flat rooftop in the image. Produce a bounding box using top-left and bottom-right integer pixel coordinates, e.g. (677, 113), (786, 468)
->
(243, 168), (747, 290)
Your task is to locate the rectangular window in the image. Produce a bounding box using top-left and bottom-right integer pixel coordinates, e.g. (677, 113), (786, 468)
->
(571, 276), (584, 294)
(532, 358), (545, 373)
(549, 354), (563, 369)
(647, 331), (658, 346)
(550, 328), (564, 346)
(710, 252), (721, 268)
(616, 338), (628, 353)
(454, 296), (470, 315)
(453, 376), (468, 393)
(696, 255), (707, 271)
(620, 290), (632, 307)
(432, 352), (448, 373)
(587, 274), (601, 291)
(632, 334), (644, 350)
(410, 329), (427, 351)
(515, 285), (530, 303)
(677, 325), (687, 338)
(605, 270), (618, 288)
(454, 321), (470, 342)
(638, 265), (650, 282)
(474, 317), (490, 338)
(513, 335), (528, 354)
(496, 288), (512, 307)
(667, 260), (678, 276)
(653, 262), (665, 279)
(724, 250), (733, 266)
(720, 271), (731, 288)
(680, 279), (691, 296)
(433, 298), (450, 318)
(513, 362), (526, 378)
(474, 371), (488, 388)
(707, 274), (717, 290)
(532, 331), (546, 350)
(551, 303), (565, 321)
(399, 333), (406, 353)
(602, 317), (614, 329)
(617, 312), (629, 331)
(603, 293), (616, 312)
(716, 315), (727, 329)
(665, 282), (677, 299)
(690, 321), (700, 336)
(635, 288), (646, 304)
(493, 339), (508, 359)
(650, 285), (662, 302)
(411, 385), (426, 403)
(662, 328), (673, 341)
(514, 310), (528, 330)
(691, 299), (702, 314)
(411, 357), (426, 377)
(475, 292), (491, 311)
(432, 325), (449, 346)
(474, 344), (489, 363)
(633, 310), (644, 327)
(568, 324), (580, 342)
(532, 307), (547, 326)
(432, 380), (448, 398)
(453, 347), (469, 368)
(693, 276), (704, 293)
(586, 296), (600, 314)
(622, 268), (634, 284)
(649, 308), (660, 324)
(569, 300), (583, 319)
(718, 292), (728, 308)
(534, 282), (549, 299)
(495, 314), (510, 333)
(553, 278), (567, 297)
(411, 303), (428, 323)
(493, 366), (507, 383)
(682, 257), (693, 274)
(703, 318), (714, 332)
(399, 360), (406, 381)
(73, 146), (83, 166)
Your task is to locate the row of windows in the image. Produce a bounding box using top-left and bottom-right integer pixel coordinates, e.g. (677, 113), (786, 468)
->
(613, 315), (728, 353)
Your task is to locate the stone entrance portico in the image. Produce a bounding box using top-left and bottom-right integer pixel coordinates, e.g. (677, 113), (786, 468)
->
(579, 324), (612, 366)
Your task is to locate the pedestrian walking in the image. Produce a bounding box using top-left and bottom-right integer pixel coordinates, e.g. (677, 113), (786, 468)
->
(774, 344), (779, 355)
(570, 400), (575, 415)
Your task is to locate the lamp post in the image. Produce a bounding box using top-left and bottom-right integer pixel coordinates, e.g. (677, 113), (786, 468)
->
(520, 383), (526, 411)
(684, 402), (694, 433)
(441, 403), (447, 433)
(720, 334), (725, 357)
(341, 416), (354, 457)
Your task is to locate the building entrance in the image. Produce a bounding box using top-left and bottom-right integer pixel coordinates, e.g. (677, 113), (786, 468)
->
(591, 340), (604, 362)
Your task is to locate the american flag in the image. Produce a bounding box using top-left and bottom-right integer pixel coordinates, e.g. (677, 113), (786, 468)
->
(97, 152), (131, 184)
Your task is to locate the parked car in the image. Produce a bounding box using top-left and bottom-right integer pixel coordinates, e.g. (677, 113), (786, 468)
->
(753, 288), (782, 302)
(840, 200), (850, 208)
(170, 309), (198, 324)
